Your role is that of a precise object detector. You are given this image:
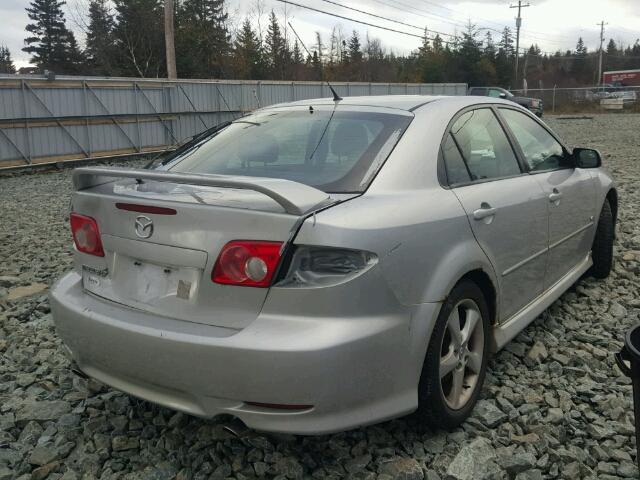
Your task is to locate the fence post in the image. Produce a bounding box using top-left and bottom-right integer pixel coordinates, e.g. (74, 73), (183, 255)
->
(552, 85), (556, 114)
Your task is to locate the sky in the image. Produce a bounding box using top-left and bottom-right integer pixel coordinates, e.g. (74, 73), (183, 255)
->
(2, 0), (639, 71)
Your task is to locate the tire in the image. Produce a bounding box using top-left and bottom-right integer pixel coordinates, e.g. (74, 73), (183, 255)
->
(591, 199), (614, 279)
(416, 280), (490, 429)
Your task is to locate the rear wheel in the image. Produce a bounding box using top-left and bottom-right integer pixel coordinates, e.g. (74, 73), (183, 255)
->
(591, 198), (614, 278)
(417, 280), (490, 429)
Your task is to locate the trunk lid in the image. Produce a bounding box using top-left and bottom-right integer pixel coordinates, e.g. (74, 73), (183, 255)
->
(71, 168), (334, 330)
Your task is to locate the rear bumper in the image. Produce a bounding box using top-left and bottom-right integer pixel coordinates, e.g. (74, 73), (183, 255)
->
(50, 272), (440, 434)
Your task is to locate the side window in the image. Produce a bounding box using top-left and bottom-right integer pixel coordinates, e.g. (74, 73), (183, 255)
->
(488, 88), (503, 98)
(470, 88), (487, 96)
(442, 134), (470, 185)
(450, 108), (521, 181)
(499, 108), (570, 171)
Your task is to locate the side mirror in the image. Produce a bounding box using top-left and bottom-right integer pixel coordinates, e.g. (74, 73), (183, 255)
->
(573, 148), (602, 168)
(499, 93), (507, 99)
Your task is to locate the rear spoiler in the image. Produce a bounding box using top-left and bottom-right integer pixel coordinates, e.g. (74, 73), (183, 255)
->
(72, 167), (332, 216)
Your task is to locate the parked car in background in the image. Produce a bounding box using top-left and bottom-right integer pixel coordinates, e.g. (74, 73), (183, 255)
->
(468, 86), (544, 117)
(51, 95), (615, 434)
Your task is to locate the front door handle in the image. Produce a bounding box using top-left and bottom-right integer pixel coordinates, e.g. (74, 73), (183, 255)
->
(473, 203), (497, 221)
(548, 189), (563, 204)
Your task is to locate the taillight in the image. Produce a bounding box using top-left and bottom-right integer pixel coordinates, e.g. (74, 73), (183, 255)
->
(70, 213), (104, 257)
(212, 241), (283, 287)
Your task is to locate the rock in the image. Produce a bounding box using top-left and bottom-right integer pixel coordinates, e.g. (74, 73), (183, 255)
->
(474, 400), (508, 428)
(514, 470), (543, 480)
(6, 283), (48, 301)
(379, 457), (424, 480)
(29, 445), (59, 466)
(497, 451), (536, 475)
(445, 438), (505, 480)
(0, 466), (13, 480)
(345, 454), (371, 473)
(526, 341), (548, 364)
(16, 401), (71, 424)
(609, 302), (627, 318)
(111, 436), (139, 451)
(31, 462), (60, 480)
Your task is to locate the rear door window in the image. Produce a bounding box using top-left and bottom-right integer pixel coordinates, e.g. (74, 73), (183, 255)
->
(450, 108), (522, 182)
(442, 134), (471, 185)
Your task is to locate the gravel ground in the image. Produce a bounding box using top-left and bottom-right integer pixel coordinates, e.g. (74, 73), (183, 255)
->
(1, 114), (639, 480)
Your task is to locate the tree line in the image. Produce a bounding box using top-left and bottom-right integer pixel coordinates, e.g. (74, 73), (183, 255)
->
(1, 0), (639, 89)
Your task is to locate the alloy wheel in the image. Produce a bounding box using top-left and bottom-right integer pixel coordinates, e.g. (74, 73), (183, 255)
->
(439, 298), (484, 410)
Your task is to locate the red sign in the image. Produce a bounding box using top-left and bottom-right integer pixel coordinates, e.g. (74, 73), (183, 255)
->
(603, 70), (640, 86)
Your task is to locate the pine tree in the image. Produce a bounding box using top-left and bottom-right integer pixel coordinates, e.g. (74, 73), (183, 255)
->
(234, 19), (263, 80)
(177, 0), (231, 78)
(498, 27), (515, 58)
(113, 0), (165, 77)
(571, 37), (589, 81)
(575, 37), (587, 56)
(484, 32), (496, 60)
(347, 31), (362, 63)
(264, 11), (286, 79)
(23, 0), (85, 73)
(86, 0), (117, 75)
(0, 46), (16, 74)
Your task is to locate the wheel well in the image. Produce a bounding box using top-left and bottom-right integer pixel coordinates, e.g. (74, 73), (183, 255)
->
(458, 269), (497, 325)
(606, 188), (618, 226)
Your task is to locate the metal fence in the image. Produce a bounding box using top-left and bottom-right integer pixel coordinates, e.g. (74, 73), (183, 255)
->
(0, 75), (467, 169)
(511, 86), (640, 114)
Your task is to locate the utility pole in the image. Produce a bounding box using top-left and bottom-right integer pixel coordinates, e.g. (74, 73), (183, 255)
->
(164, 0), (177, 79)
(510, 1), (530, 89)
(597, 21), (608, 85)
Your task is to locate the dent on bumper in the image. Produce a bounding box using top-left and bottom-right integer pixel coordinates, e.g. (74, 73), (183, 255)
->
(50, 272), (441, 434)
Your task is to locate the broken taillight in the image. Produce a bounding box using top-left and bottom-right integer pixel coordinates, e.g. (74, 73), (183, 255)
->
(212, 240), (283, 287)
(70, 213), (104, 257)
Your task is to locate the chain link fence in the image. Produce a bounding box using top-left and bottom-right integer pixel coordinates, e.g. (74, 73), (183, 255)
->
(511, 86), (640, 114)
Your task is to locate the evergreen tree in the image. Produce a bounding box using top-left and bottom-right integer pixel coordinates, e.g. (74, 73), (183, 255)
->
(264, 11), (286, 79)
(177, 0), (231, 78)
(0, 46), (16, 74)
(85, 0), (117, 75)
(347, 31), (362, 63)
(233, 19), (263, 80)
(496, 27), (515, 86)
(23, 0), (84, 73)
(113, 0), (165, 77)
(571, 37), (589, 82)
(484, 32), (496, 61)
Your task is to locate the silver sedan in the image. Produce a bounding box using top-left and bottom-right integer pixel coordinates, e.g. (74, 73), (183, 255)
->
(51, 95), (616, 434)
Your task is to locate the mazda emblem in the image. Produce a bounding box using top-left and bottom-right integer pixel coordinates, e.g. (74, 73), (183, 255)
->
(134, 215), (153, 239)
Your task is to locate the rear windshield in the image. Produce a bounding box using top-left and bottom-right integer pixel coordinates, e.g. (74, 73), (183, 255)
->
(163, 106), (412, 193)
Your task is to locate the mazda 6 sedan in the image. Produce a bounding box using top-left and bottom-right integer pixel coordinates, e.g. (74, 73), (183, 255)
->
(51, 95), (616, 434)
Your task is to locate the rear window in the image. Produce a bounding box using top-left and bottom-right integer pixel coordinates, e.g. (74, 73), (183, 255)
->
(163, 107), (412, 193)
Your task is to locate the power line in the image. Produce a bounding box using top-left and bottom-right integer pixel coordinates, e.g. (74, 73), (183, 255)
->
(316, 0), (426, 33)
(274, 0), (454, 43)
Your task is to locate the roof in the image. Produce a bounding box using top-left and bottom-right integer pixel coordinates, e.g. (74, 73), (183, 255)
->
(271, 95), (449, 112)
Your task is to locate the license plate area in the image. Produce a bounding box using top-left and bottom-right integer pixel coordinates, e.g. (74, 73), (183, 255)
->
(82, 255), (200, 307)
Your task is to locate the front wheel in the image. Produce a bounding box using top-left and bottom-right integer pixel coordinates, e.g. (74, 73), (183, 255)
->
(416, 280), (490, 429)
(591, 198), (614, 278)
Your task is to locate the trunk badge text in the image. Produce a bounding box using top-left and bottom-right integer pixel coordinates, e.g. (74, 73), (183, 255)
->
(134, 215), (154, 239)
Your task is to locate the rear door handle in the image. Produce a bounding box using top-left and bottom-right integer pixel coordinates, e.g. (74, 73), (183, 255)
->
(548, 189), (563, 203)
(473, 203), (497, 221)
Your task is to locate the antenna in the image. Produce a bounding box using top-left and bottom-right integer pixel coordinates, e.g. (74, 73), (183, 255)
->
(288, 21), (342, 102)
